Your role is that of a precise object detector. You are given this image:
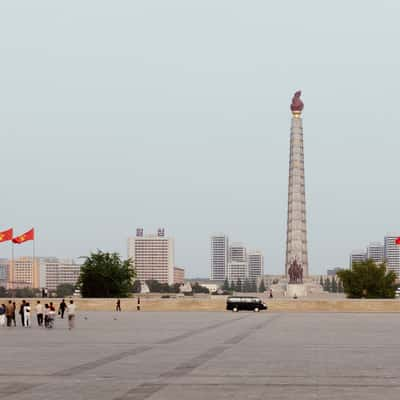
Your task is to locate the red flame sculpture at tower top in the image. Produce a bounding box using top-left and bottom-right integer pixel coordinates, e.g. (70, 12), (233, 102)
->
(290, 90), (304, 113)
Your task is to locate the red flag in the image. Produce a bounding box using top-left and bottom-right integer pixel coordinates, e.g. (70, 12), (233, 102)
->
(0, 228), (13, 243)
(396, 237), (400, 245)
(12, 228), (34, 244)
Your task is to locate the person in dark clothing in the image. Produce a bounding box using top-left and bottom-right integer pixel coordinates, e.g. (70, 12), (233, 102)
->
(12, 302), (16, 326)
(116, 299), (121, 312)
(137, 297), (140, 311)
(19, 300), (26, 327)
(59, 299), (67, 318)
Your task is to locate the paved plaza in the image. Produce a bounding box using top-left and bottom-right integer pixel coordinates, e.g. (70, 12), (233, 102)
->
(1, 311), (400, 399)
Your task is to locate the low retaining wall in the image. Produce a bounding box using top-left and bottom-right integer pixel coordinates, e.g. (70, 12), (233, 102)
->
(2, 297), (400, 312)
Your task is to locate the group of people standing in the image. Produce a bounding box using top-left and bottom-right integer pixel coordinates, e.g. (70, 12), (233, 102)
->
(0, 299), (76, 329)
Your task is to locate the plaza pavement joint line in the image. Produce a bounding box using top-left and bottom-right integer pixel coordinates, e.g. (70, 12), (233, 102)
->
(52, 315), (249, 377)
(114, 314), (281, 400)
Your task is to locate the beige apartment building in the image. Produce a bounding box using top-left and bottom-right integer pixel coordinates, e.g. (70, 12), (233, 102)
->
(8, 257), (40, 289)
(128, 228), (174, 285)
(173, 267), (185, 284)
(40, 260), (81, 290)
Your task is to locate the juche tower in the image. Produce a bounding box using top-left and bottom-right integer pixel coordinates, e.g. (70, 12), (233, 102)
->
(285, 91), (309, 278)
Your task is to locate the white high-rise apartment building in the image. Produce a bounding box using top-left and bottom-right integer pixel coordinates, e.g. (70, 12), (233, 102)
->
(210, 235), (228, 280)
(349, 250), (366, 268)
(229, 243), (247, 263)
(384, 235), (400, 277)
(128, 228), (174, 285)
(366, 242), (384, 264)
(248, 250), (264, 280)
(227, 262), (248, 283)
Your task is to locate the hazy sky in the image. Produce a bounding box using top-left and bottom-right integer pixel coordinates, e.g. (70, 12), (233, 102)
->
(1, 1), (400, 277)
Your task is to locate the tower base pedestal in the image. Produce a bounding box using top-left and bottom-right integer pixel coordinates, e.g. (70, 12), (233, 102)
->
(286, 283), (307, 298)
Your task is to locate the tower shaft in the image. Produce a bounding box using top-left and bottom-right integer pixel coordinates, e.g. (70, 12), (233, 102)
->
(285, 114), (309, 277)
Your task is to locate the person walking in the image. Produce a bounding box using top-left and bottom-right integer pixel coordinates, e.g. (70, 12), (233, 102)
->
(44, 304), (49, 328)
(0, 304), (6, 327)
(5, 301), (14, 327)
(12, 301), (17, 326)
(67, 300), (76, 330)
(36, 301), (44, 327)
(24, 302), (31, 328)
(48, 304), (56, 328)
(59, 299), (67, 319)
(19, 300), (26, 327)
(116, 299), (121, 312)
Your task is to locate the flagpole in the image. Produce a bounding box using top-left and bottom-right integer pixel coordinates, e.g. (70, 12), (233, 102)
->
(11, 241), (14, 290)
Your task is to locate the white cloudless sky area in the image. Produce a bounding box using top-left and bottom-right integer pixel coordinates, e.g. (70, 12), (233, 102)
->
(1, 1), (400, 277)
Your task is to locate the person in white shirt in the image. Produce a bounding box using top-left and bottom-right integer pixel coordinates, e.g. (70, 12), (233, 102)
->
(67, 300), (76, 330)
(24, 302), (31, 328)
(36, 301), (44, 327)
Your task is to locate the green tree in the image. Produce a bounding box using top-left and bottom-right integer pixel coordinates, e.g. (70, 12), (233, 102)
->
(78, 251), (135, 298)
(192, 282), (209, 294)
(14, 287), (40, 298)
(243, 278), (251, 293)
(331, 277), (338, 293)
(56, 283), (75, 298)
(324, 277), (331, 292)
(132, 280), (141, 293)
(230, 280), (236, 291)
(338, 279), (344, 293)
(337, 260), (396, 298)
(0, 286), (7, 297)
(319, 276), (324, 286)
(250, 279), (257, 292)
(222, 278), (230, 291)
(236, 278), (242, 293)
(259, 280), (266, 293)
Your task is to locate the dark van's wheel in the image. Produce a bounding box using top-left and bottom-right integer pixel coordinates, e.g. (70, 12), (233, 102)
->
(233, 307), (238, 312)
(254, 307), (259, 312)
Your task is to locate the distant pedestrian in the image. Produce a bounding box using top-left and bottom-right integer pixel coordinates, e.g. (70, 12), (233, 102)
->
(269, 289), (273, 299)
(36, 301), (44, 327)
(137, 297), (141, 311)
(59, 299), (67, 319)
(19, 300), (26, 327)
(67, 300), (76, 330)
(24, 302), (31, 328)
(116, 299), (121, 312)
(5, 301), (14, 327)
(0, 304), (6, 326)
(12, 302), (16, 326)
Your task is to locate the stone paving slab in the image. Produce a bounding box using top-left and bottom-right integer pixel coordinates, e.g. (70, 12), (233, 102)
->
(1, 312), (400, 399)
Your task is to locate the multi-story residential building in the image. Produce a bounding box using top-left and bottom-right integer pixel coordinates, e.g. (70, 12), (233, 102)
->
(0, 258), (8, 286)
(229, 243), (247, 263)
(210, 235), (228, 281)
(384, 235), (400, 277)
(248, 250), (264, 280)
(227, 262), (248, 283)
(40, 259), (81, 290)
(366, 242), (384, 264)
(173, 267), (185, 284)
(349, 250), (366, 268)
(128, 228), (174, 285)
(8, 257), (40, 289)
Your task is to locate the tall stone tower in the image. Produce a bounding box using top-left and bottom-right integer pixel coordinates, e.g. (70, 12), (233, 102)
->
(285, 91), (309, 278)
